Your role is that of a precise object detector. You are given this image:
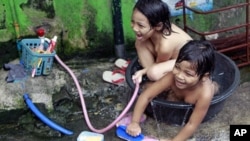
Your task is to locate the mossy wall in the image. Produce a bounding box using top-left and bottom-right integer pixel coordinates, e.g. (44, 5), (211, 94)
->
(0, 0), (136, 65)
(0, 0), (248, 66)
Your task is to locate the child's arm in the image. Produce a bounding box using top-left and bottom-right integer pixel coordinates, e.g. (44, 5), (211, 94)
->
(171, 92), (213, 141)
(127, 73), (174, 136)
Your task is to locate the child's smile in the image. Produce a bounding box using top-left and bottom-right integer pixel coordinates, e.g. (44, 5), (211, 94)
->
(131, 9), (152, 41)
(173, 61), (200, 89)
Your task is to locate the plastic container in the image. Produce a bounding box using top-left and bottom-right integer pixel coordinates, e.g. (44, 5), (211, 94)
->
(125, 52), (240, 125)
(19, 38), (56, 76)
(77, 131), (104, 141)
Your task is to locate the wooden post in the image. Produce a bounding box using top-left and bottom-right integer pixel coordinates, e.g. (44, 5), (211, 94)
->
(13, 22), (20, 39)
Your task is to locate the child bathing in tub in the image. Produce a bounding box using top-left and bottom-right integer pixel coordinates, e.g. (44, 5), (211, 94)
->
(131, 0), (193, 83)
(127, 40), (219, 141)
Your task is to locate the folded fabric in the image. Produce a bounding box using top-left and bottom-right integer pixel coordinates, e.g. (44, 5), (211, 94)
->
(3, 63), (27, 83)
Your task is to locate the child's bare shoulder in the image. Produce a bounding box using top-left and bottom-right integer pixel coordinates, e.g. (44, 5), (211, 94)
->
(198, 80), (217, 100)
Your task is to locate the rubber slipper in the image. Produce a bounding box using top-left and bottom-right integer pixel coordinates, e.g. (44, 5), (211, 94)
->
(116, 125), (144, 141)
(112, 68), (126, 75)
(115, 58), (130, 70)
(102, 70), (125, 85)
(116, 112), (147, 127)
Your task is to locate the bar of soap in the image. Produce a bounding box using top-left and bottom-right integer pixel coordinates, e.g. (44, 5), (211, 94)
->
(77, 131), (104, 141)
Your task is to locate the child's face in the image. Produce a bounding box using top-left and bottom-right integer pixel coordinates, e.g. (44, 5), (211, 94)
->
(131, 9), (153, 41)
(172, 61), (200, 89)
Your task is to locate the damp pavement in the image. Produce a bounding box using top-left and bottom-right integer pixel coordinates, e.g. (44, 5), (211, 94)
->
(0, 56), (250, 141)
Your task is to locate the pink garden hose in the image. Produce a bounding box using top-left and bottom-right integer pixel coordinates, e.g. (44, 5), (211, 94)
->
(55, 55), (139, 133)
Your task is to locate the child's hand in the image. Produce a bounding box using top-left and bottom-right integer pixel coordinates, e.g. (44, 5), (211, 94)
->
(132, 70), (144, 84)
(126, 122), (141, 137)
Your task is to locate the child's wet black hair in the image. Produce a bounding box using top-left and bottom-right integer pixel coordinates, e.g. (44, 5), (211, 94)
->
(176, 40), (216, 79)
(134, 0), (172, 36)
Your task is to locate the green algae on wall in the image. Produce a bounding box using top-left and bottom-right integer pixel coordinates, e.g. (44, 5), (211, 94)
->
(54, 0), (84, 38)
(87, 0), (136, 50)
(121, 0), (135, 42)
(11, 0), (31, 35)
(0, 0), (144, 59)
(54, 0), (85, 46)
(0, 0), (217, 58)
(87, 0), (112, 33)
(54, 0), (115, 57)
(53, 0), (91, 56)
(0, 0), (31, 40)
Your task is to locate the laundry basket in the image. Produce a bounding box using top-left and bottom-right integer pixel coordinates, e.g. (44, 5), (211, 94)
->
(18, 38), (56, 76)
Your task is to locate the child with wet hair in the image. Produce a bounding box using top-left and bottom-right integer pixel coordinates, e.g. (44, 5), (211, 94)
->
(126, 40), (219, 141)
(131, 0), (192, 83)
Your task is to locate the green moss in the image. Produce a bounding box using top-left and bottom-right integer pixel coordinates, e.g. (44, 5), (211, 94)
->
(14, 0), (31, 31)
(53, 0), (115, 56)
(87, 0), (112, 32)
(2, 0), (30, 37)
(121, 0), (135, 41)
(54, 0), (85, 41)
(16, 96), (26, 108)
(2, 0), (245, 60)
(59, 40), (79, 56)
(4, 0), (30, 38)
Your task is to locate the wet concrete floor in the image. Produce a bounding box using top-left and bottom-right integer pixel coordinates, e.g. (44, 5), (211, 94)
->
(0, 58), (250, 141)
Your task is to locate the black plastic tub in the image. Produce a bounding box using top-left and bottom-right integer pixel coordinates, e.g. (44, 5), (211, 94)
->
(125, 52), (240, 126)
